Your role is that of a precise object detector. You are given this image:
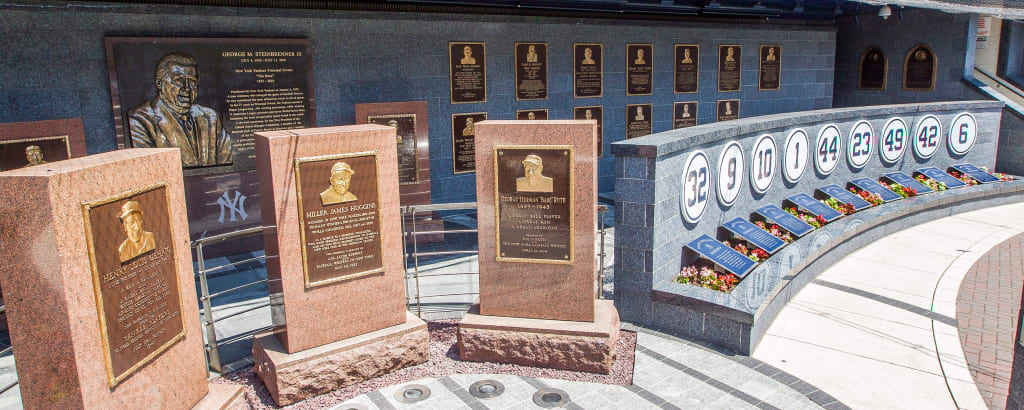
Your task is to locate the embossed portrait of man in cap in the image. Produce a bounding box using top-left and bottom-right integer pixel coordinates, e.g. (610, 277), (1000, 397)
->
(320, 161), (358, 206)
(118, 200), (157, 263)
(127, 52), (233, 167)
(23, 145), (46, 167)
(516, 154), (553, 193)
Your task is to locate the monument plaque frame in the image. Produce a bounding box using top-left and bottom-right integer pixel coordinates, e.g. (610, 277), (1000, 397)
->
(516, 109), (549, 120)
(674, 44), (699, 94)
(81, 182), (187, 387)
(449, 41), (488, 104)
(0, 118), (87, 171)
(452, 112), (487, 175)
(294, 151), (385, 288)
(626, 43), (654, 96)
(514, 42), (548, 101)
(573, 42), (603, 98)
(758, 45), (781, 91)
(858, 46), (887, 90)
(718, 44), (742, 92)
(903, 43), (936, 91)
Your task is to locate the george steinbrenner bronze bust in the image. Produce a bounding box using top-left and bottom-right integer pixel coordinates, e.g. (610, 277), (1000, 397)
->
(128, 52), (233, 167)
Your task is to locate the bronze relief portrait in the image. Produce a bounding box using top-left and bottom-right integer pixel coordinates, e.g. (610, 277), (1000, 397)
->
(23, 145), (47, 167)
(516, 109), (548, 120)
(516, 154), (554, 193)
(319, 161), (359, 206)
(117, 200), (157, 263)
(717, 99), (740, 122)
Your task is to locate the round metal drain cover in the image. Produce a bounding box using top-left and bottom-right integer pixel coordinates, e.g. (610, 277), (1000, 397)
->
(532, 388), (570, 408)
(469, 380), (505, 398)
(394, 384), (431, 403)
(336, 404), (369, 410)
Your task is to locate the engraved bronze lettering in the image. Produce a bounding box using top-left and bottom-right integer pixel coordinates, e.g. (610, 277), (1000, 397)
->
(452, 112), (486, 174)
(368, 114), (418, 185)
(494, 146), (573, 264)
(515, 42), (548, 101)
(573, 105), (603, 157)
(626, 43), (654, 96)
(859, 46), (887, 90)
(450, 42), (487, 103)
(718, 45), (742, 92)
(904, 44), (936, 91)
(625, 104), (653, 139)
(717, 99), (740, 122)
(674, 44), (699, 93)
(673, 102), (698, 129)
(295, 152), (385, 287)
(82, 183), (186, 387)
(573, 43), (603, 98)
(759, 45), (781, 91)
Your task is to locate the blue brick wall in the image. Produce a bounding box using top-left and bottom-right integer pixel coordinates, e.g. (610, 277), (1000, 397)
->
(0, 3), (834, 202)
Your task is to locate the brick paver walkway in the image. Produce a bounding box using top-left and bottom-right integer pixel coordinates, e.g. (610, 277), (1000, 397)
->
(956, 233), (1024, 409)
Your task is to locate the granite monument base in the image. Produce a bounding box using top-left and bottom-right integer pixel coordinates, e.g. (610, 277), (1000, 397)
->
(457, 300), (620, 374)
(193, 384), (246, 410)
(252, 312), (429, 406)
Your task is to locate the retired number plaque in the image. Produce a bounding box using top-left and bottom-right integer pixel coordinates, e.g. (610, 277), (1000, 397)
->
(494, 146), (573, 264)
(82, 183), (186, 387)
(295, 152), (385, 287)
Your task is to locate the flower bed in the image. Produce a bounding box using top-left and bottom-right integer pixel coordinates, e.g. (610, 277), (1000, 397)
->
(879, 180), (918, 198)
(822, 197), (857, 215)
(915, 174), (948, 191)
(848, 187), (884, 206)
(785, 206), (826, 228)
(755, 221), (795, 243)
(948, 170), (980, 186)
(675, 265), (738, 292)
(994, 172), (1015, 182)
(721, 237), (770, 263)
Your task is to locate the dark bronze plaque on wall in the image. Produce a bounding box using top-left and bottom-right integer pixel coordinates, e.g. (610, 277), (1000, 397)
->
(718, 45), (742, 92)
(494, 145), (573, 264)
(0, 135), (70, 171)
(452, 112), (487, 174)
(673, 102), (698, 129)
(674, 44), (699, 94)
(368, 114), (418, 185)
(904, 44), (936, 91)
(574, 105), (603, 158)
(516, 109), (549, 120)
(759, 45), (781, 90)
(515, 42), (548, 101)
(450, 41), (487, 103)
(626, 104), (653, 140)
(294, 152), (384, 287)
(717, 99), (740, 122)
(859, 46), (887, 90)
(626, 43), (654, 96)
(573, 43), (603, 98)
(82, 183), (185, 387)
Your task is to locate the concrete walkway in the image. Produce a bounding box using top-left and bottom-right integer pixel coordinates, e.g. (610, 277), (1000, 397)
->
(753, 202), (1024, 410)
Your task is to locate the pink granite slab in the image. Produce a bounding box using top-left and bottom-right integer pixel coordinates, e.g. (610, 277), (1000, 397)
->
(0, 149), (207, 409)
(473, 120), (598, 322)
(256, 125), (407, 353)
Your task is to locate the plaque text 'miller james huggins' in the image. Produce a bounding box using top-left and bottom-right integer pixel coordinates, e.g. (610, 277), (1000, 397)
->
(494, 146), (573, 264)
(295, 152), (385, 287)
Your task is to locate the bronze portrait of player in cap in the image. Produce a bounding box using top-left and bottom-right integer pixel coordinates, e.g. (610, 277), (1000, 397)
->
(319, 161), (358, 206)
(23, 145), (46, 167)
(117, 200), (157, 263)
(516, 154), (554, 193)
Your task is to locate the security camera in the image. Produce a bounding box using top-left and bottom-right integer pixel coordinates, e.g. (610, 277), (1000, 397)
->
(878, 5), (892, 20)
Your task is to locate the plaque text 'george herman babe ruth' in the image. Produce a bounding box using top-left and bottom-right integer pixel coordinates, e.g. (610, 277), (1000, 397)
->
(294, 152), (385, 287)
(494, 146), (573, 264)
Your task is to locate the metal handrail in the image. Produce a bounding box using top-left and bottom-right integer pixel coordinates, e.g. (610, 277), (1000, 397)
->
(191, 226), (265, 247)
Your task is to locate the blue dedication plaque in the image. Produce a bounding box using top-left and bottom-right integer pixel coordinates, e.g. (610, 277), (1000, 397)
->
(787, 193), (842, 222)
(850, 178), (902, 202)
(817, 184), (872, 211)
(917, 167), (966, 188)
(722, 217), (786, 254)
(950, 164), (1000, 184)
(754, 204), (814, 237)
(685, 234), (757, 278)
(883, 172), (933, 195)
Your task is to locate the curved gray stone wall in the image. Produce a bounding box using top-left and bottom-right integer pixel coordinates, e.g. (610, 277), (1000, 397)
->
(611, 100), (1010, 353)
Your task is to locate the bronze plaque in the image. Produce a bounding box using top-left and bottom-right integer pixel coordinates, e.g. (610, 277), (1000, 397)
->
(573, 105), (603, 158)
(515, 42), (548, 101)
(450, 42), (487, 104)
(673, 102), (698, 129)
(904, 44), (936, 91)
(105, 37), (315, 176)
(859, 47), (887, 90)
(674, 44), (699, 94)
(367, 114), (418, 185)
(452, 112), (486, 174)
(494, 146), (573, 264)
(82, 183), (186, 387)
(294, 152), (385, 287)
(626, 104), (653, 139)
(0, 135), (70, 171)
(718, 45), (742, 92)
(759, 45), (781, 91)
(516, 109), (548, 120)
(573, 43), (603, 98)
(717, 99), (740, 122)
(626, 43), (654, 96)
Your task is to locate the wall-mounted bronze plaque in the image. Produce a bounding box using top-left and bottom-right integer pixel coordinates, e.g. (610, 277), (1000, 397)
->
(0, 135), (70, 171)
(494, 145), (573, 264)
(449, 41), (487, 104)
(673, 102), (698, 129)
(516, 109), (549, 120)
(573, 105), (604, 158)
(573, 43), (603, 98)
(903, 44), (936, 91)
(515, 42), (548, 101)
(452, 112), (487, 174)
(82, 183), (185, 387)
(294, 152), (385, 287)
(858, 46), (887, 90)
(626, 104), (653, 140)
(758, 45), (781, 91)
(367, 114), (418, 185)
(105, 37), (315, 176)
(674, 44), (699, 94)
(718, 45), (742, 92)
(717, 99), (740, 122)
(626, 43), (654, 96)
